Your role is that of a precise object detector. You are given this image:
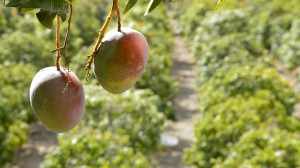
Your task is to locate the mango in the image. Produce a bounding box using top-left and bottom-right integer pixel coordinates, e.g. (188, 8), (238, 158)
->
(93, 27), (149, 94)
(29, 67), (85, 133)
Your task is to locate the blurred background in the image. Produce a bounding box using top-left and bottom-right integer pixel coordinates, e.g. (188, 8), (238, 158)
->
(1, 0), (300, 167)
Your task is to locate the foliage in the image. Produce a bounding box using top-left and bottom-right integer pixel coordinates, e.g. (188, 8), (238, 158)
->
(199, 65), (297, 114)
(180, 0), (300, 72)
(184, 65), (300, 167)
(276, 19), (300, 70)
(2, 0), (169, 29)
(0, 0), (176, 166)
(42, 87), (164, 167)
(180, 1), (300, 166)
(218, 126), (300, 168)
(71, 2), (179, 118)
(43, 128), (152, 168)
(0, 30), (54, 68)
(83, 85), (165, 153)
(184, 91), (300, 167)
(121, 3), (179, 118)
(0, 62), (35, 166)
(194, 32), (266, 84)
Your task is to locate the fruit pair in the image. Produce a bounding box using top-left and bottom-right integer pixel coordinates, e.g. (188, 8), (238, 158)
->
(29, 27), (149, 133)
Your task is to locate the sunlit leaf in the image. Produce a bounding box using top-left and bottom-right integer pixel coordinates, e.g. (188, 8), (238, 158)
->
(144, 0), (162, 16)
(6, 0), (69, 29)
(20, 8), (38, 14)
(6, 0), (40, 8)
(6, 0), (68, 13)
(36, 9), (67, 29)
(215, 0), (225, 10)
(123, 0), (138, 14)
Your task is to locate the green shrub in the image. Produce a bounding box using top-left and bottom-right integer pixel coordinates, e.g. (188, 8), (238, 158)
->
(180, 1), (300, 168)
(199, 65), (296, 114)
(218, 126), (300, 168)
(185, 95), (300, 167)
(122, 3), (179, 118)
(83, 85), (165, 153)
(184, 91), (300, 167)
(276, 19), (300, 70)
(184, 64), (299, 167)
(0, 31), (53, 69)
(70, 2), (179, 118)
(0, 62), (35, 166)
(43, 128), (152, 168)
(193, 33), (266, 84)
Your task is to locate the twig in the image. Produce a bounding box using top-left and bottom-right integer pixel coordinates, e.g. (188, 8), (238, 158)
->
(56, 16), (61, 71)
(85, 0), (119, 81)
(51, 3), (73, 54)
(116, 3), (122, 31)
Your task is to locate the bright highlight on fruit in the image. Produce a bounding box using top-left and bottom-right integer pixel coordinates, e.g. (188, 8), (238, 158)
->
(29, 67), (85, 133)
(93, 27), (149, 94)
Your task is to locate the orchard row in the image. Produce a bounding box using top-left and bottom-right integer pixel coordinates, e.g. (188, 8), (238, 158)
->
(180, 0), (300, 167)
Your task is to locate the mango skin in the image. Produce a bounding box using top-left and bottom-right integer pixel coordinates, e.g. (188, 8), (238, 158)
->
(93, 27), (149, 94)
(29, 67), (85, 133)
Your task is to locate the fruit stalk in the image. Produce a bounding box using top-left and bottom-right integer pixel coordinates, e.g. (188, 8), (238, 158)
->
(56, 16), (61, 71)
(85, 0), (119, 81)
(116, 4), (121, 31)
(51, 2), (72, 55)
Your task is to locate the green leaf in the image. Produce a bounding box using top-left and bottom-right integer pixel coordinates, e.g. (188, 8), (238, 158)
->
(39, 0), (68, 13)
(36, 9), (67, 29)
(123, 0), (138, 14)
(7, 0), (69, 29)
(215, 0), (225, 10)
(20, 8), (38, 14)
(57, 11), (67, 22)
(36, 9), (57, 29)
(144, 0), (162, 16)
(6, 0), (40, 8)
(6, 0), (68, 13)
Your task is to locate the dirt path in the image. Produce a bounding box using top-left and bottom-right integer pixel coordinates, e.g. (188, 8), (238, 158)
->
(153, 34), (199, 168)
(5, 123), (57, 168)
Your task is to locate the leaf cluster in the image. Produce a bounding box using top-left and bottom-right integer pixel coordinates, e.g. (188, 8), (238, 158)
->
(184, 65), (300, 167)
(43, 128), (152, 168)
(1, 0), (175, 28)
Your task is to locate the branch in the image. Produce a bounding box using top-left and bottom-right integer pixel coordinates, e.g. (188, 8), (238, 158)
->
(85, 0), (119, 81)
(56, 16), (61, 71)
(51, 2), (73, 54)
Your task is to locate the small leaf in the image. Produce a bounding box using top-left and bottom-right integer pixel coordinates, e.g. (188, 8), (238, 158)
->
(6, 0), (40, 8)
(36, 9), (57, 29)
(20, 8), (38, 14)
(57, 10), (67, 22)
(6, 0), (68, 13)
(215, 0), (225, 10)
(144, 0), (162, 16)
(123, 0), (138, 14)
(7, 0), (69, 28)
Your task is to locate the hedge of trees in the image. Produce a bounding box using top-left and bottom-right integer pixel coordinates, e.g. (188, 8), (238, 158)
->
(180, 0), (300, 167)
(0, 0), (177, 166)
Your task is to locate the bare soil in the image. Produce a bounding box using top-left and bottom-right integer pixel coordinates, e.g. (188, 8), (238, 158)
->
(4, 123), (57, 168)
(153, 35), (199, 168)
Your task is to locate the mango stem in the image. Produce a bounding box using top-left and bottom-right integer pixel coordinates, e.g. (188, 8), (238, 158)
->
(56, 16), (61, 71)
(85, 0), (119, 81)
(116, 4), (122, 31)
